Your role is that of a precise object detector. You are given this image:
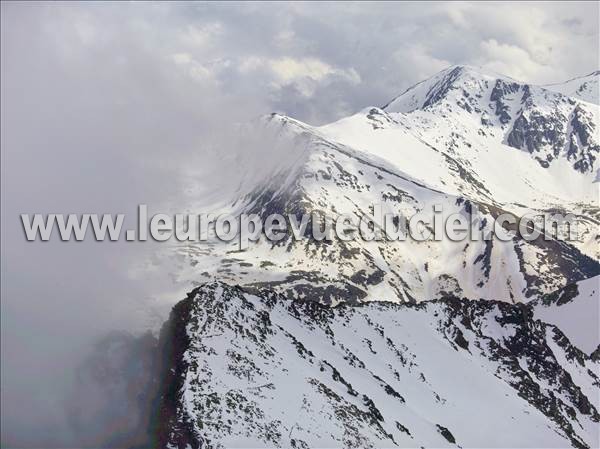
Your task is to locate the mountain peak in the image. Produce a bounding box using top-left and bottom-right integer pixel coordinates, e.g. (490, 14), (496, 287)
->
(384, 65), (600, 114)
(437, 64), (494, 77)
(382, 64), (522, 113)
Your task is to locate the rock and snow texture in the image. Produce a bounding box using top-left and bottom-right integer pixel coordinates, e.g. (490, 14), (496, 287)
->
(164, 66), (599, 306)
(149, 67), (600, 449)
(156, 282), (600, 449)
(545, 71), (600, 106)
(531, 275), (600, 355)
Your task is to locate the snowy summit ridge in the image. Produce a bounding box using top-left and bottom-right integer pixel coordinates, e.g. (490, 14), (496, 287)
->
(150, 66), (600, 449)
(168, 66), (600, 306)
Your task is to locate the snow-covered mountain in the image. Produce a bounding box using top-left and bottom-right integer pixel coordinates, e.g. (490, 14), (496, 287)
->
(155, 282), (600, 448)
(166, 66), (599, 306)
(145, 67), (600, 449)
(544, 71), (600, 105)
(380, 65), (599, 182)
(531, 275), (600, 355)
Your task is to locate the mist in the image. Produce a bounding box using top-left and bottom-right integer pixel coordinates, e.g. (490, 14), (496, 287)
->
(0, 3), (267, 446)
(1, 2), (598, 447)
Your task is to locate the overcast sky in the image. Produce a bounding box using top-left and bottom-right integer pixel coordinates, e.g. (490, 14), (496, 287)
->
(1, 2), (599, 447)
(3, 2), (599, 126)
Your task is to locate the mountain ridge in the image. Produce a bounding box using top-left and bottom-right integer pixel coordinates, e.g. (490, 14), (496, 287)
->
(155, 280), (600, 449)
(145, 66), (599, 313)
(125, 66), (600, 449)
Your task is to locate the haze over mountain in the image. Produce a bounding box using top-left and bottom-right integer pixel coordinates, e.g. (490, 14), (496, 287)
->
(158, 65), (599, 306)
(2, 3), (599, 448)
(141, 66), (600, 448)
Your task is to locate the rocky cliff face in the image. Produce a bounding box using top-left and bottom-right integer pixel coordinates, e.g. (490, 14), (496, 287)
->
(384, 65), (600, 175)
(156, 282), (599, 449)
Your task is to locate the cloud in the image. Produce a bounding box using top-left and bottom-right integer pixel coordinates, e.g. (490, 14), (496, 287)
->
(269, 57), (357, 83)
(7, 2), (593, 125)
(180, 22), (224, 48)
(478, 39), (551, 82)
(435, 2), (598, 84)
(237, 56), (361, 97)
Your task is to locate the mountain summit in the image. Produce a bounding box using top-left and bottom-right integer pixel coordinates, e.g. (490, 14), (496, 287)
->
(383, 65), (599, 174)
(145, 67), (600, 449)
(161, 67), (599, 306)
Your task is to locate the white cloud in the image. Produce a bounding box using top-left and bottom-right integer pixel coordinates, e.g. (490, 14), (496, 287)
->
(33, 2), (596, 122)
(478, 39), (547, 82)
(172, 52), (192, 65)
(236, 56), (360, 97)
(270, 57), (333, 82)
(438, 2), (598, 84)
(268, 57), (360, 96)
(180, 22), (223, 48)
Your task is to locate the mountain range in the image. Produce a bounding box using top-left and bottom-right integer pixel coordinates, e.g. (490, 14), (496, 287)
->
(136, 66), (600, 448)
(166, 65), (599, 305)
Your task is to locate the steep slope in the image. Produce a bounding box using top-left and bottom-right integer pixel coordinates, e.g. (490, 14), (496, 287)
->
(545, 71), (600, 105)
(151, 66), (599, 307)
(531, 275), (600, 355)
(378, 66), (600, 197)
(156, 282), (600, 449)
(150, 68), (600, 449)
(170, 111), (598, 305)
